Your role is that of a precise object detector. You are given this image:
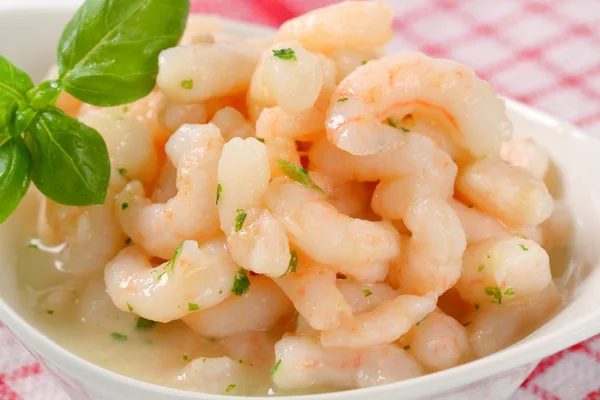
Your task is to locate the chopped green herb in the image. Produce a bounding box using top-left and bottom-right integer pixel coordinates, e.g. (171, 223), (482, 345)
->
(484, 286), (503, 304)
(202, 358), (207, 363)
(272, 48), (297, 61)
(401, 127), (410, 132)
(238, 359), (243, 364)
(270, 359), (282, 375)
(110, 332), (128, 342)
(416, 315), (428, 326)
(136, 317), (156, 330)
(117, 168), (127, 176)
(362, 289), (373, 297)
(403, 345), (411, 351)
(225, 384), (236, 393)
(281, 250), (298, 277)
(127, 303), (134, 312)
(231, 268), (251, 296)
(180, 79), (193, 89)
(46, 310), (54, 315)
(121, 202), (129, 210)
(219, 290), (223, 294)
(475, 303), (480, 311)
(387, 118), (398, 128)
(188, 302), (199, 311)
(338, 97), (349, 103)
(235, 209), (247, 232)
(519, 244), (529, 251)
(486, 254), (491, 259)
(276, 159), (327, 197)
(216, 184), (222, 204)
(519, 233), (529, 240)
(255, 137), (265, 143)
(504, 288), (515, 296)
(125, 237), (132, 245)
(477, 264), (485, 272)
(183, 354), (189, 361)
(361, 60), (368, 65)
(165, 242), (184, 272)
(156, 271), (167, 281)
(27, 240), (39, 249)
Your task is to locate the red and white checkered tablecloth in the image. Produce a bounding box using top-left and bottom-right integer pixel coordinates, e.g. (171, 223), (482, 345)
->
(2, 0), (600, 399)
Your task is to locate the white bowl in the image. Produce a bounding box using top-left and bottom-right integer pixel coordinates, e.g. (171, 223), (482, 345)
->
(2, 4), (600, 400)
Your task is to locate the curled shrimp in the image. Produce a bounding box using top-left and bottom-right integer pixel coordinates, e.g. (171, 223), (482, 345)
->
(266, 177), (401, 282)
(357, 345), (423, 388)
(210, 107), (255, 141)
(500, 138), (550, 180)
(217, 137), (291, 277)
(276, 1), (394, 53)
(326, 52), (512, 157)
(449, 198), (511, 244)
(337, 280), (397, 314)
(104, 238), (237, 323)
(456, 157), (553, 227)
(115, 124), (223, 259)
(183, 276), (293, 339)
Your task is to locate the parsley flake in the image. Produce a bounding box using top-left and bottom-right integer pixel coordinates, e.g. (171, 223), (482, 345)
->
(504, 288), (515, 296)
(362, 289), (373, 297)
(225, 384), (236, 393)
(238, 359), (243, 364)
(235, 209), (247, 232)
(110, 332), (128, 342)
(484, 286), (503, 304)
(361, 60), (368, 65)
(403, 345), (411, 351)
(183, 354), (189, 361)
(188, 302), (199, 311)
(121, 202), (129, 210)
(477, 264), (485, 272)
(401, 127), (410, 132)
(165, 242), (184, 272)
(180, 79), (193, 89)
(216, 184), (222, 205)
(475, 303), (480, 311)
(338, 97), (349, 103)
(127, 303), (134, 312)
(272, 48), (297, 61)
(387, 118), (397, 128)
(202, 358), (207, 363)
(281, 250), (298, 277)
(277, 159), (327, 197)
(519, 244), (529, 251)
(46, 310), (54, 315)
(219, 290), (223, 294)
(156, 271), (167, 281)
(255, 137), (265, 143)
(136, 317), (156, 330)
(118, 168), (127, 176)
(231, 268), (251, 296)
(270, 359), (282, 375)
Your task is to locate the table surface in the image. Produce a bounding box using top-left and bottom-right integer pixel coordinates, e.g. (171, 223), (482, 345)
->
(2, 0), (600, 399)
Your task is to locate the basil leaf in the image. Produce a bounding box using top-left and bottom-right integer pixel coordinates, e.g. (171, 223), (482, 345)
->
(27, 80), (62, 110)
(58, 0), (189, 106)
(0, 56), (33, 130)
(10, 108), (38, 137)
(25, 109), (110, 206)
(0, 133), (32, 223)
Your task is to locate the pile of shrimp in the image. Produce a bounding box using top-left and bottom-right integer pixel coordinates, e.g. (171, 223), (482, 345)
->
(37, 1), (567, 395)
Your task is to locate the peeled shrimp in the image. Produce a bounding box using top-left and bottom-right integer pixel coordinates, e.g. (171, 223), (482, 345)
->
(276, 1), (394, 52)
(104, 238), (236, 323)
(183, 276), (293, 338)
(77, 278), (138, 332)
(449, 198), (511, 244)
(328, 181), (374, 219)
(357, 345), (423, 388)
(337, 280), (397, 314)
(402, 309), (469, 371)
(455, 237), (552, 306)
(219, 331), (276, 367)
(210, 107), (254, 141)
(266, 177), (400, 282)
(326, 52), (512, 157)
(456, 157), (553, 227)
(500, 138), (550, 180)
(320, 294), (437, 348)
(328, 47), (381, 83)
(177, 357), (253, 395)
(115, 124), (223, 259)
(217, 137), (291, 277)
(157, 36), (259, 103)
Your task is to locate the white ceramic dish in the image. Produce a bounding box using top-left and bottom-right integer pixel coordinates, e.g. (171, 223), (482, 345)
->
(2, 4), (600, 400)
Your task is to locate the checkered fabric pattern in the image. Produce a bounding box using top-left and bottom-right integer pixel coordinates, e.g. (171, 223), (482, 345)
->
(2, 0), (600, 399)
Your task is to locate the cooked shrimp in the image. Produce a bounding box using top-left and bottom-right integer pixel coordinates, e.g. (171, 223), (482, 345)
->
(337, 280), (397, 314)
(104, 238), (236, 323)
(115, 124), (223, 259)
(500, 138), (550, 180)
(177, 357), (254, 395)
(276, 1), (394, 52)
(219, 331), (276, 367)
(272, 335), (359, 391)
(274, 261), (352, 331)
(183, 276), (293, 338)
(217, 137), (291, 277)
(78, 278), (138, 332)
(266, 177), (400, 282)
(157, 36), (259, 103)
(328, 48), (381, 83)
(320, 294), (437, 348)
(210, 107), (254, 141)
(455, 237), (552, 307)
(158, 100), (208, 135)
(456, 157), (553, 227)
(151, 164), (177, 204)
(328, 181), (374, 219)
(449, 198), (511, 244)
(357, 345), (423, 388)
(248, 41), (323, 121)
(403, 310), (469, 371)
(326, 52), (512, 157)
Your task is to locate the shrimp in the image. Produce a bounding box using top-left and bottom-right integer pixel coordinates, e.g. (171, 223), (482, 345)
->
(274, 261), (352, 331)
(80, 109), (158, 185)
(151, 164), (177, 203)
(177, 357), (254, 395)
(337, 280), (397, 314)
(157, 36), (259, 104)
(217, 137), (291, 277)
(320, 294), (437, 348)
(276, 1), (394, 53)
(356, 345), (423, 388)
(210, 107), (254, 142)
(378, 177), (466, 296)
(328, 181), (375, 219)
(157, 100), (208, 135)
(104, 238), (236, 323)
(272, 335), (359, 390)
(219, 331), (276, 367)
(402, 310), (469, 371)
(77, 278), (138, 332)
(455, 237), (552, 307)
(266, 177), (401, 282)
(310, 133), (457, 196)
(500, 138), (550, 180)
(247, 41), (323, 122)
(326, 52), (512, 157)
(115, 124), (223, 259)
(449, 198), (511, 244)
(328, 47), (382, 83)
(183, 276), (293, 339)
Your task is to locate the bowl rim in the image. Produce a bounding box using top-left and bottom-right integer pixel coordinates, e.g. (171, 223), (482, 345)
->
(1, 98), (600, 400)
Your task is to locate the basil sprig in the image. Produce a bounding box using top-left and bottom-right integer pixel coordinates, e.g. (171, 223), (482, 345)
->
(0, 0), (189, 223)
